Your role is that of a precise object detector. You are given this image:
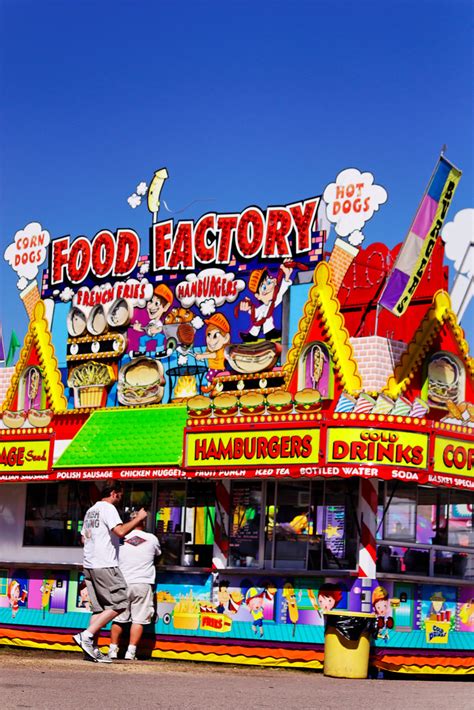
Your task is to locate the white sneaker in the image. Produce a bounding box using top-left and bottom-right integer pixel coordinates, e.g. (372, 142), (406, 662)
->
(72, 632), (96, 661)
(108, 647), (118, 660)
(124, 650), (136, 660)
(94, 647), (113, 663)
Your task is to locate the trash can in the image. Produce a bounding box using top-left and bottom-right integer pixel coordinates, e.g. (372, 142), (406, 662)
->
(323, 610), (376, 679)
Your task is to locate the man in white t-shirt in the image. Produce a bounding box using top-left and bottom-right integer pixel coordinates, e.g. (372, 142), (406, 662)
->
(108, 511), (161, 660)
(72, 480), (148, 663)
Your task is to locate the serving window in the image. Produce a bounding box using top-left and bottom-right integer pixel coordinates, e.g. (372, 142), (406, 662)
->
(377, 484), (474, 578)
(263, 479), (359, 572)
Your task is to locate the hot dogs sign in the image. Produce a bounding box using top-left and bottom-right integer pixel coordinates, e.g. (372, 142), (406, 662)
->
(4, 168), (387, 408)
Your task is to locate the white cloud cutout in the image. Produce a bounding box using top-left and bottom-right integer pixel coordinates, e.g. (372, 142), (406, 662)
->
(348, 230), (365, 247)
(60, 287), (75, 302)
(4, 222), (51, 283)
(442, 208), (474, 276)
(128, 193), (141, 209)
(200, 299), (216, 316)
(323, 169), (387, 237)
(191, 315), (204, 330)
(139, 262), (150, 274)
(175, 268), (245, 314)
(17, 277), (29, 290)
(136, 181), (148, 196)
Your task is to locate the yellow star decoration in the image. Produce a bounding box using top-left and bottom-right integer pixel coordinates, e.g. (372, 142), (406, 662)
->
(324, 524), (341, 539)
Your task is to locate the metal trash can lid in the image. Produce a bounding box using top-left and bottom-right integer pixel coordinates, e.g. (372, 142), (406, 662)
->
(324, 610), (375, 618)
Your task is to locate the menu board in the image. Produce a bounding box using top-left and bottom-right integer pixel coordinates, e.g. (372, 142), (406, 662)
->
(230, 484), (261, 564)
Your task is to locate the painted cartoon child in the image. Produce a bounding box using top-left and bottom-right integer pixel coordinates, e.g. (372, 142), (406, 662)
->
(8, 579), (28, 619)
(239, 261), (294, 342)
(131, 284), (173, 358)
(308, 583), (343, 618)
(195, 313), (231, 393)
(372, 585), (393, 641)
(245, 586), (265, 637)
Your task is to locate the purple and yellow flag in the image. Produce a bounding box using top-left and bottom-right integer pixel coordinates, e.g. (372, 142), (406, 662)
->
(379, 155), (461, 316)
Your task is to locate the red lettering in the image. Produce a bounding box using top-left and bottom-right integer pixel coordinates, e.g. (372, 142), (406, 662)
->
(114, 229), (140, 276)
(91, 230), (115, 278)
(216, 215), (238, 263)
(168, 222), (194, 269)
(68, 237), (91, 283)
(194, 215), (215, 263)
(152, 221), (173, 270)
(290, 199), (318, 253)
(264, 208), (292, 258)
(51, 236), (70, 285)
(236, 209), (264, 259)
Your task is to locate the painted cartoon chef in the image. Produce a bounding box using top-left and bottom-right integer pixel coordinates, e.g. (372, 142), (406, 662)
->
(239, 261), (294, 342)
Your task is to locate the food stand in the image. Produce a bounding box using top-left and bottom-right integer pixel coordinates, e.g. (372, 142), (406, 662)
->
(0, 162), (472, 674)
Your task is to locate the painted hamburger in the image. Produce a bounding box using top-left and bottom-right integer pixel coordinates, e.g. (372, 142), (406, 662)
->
(213, 393), (239, 417)
(117, 357), (165, 406)
(226, 341), (280, 375)
(239, 391), (265, 415)
(265, 390), (293, 414)
(293, 388), (322, 413)
(187, 395), (213, 418)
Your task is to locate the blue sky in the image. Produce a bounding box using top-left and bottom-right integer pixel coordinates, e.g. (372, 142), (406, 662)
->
(0, 0), (472, 356)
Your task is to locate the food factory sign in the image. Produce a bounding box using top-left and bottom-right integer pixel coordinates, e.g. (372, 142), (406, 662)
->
(326, 428), (429, 469)
(37, 189), (326, 409)
(47, 198), (322, 285)
(186, 429), (320, 468)
(0, 439), (53, 473)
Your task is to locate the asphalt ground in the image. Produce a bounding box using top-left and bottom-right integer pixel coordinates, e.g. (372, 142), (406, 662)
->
(0, 647), (472, 710)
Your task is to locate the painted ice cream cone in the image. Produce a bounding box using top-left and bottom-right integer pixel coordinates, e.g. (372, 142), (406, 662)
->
(20, 280), (41, 319)
(327, 238), (360, 293)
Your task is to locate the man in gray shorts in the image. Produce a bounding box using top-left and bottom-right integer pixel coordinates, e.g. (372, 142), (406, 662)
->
(108, 511), (161, 660)
(72, 479), (147, 663)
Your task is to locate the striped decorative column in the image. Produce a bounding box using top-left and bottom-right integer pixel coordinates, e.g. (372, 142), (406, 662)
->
(212, 480), (231, 569)
(357, 478), (379, 612)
